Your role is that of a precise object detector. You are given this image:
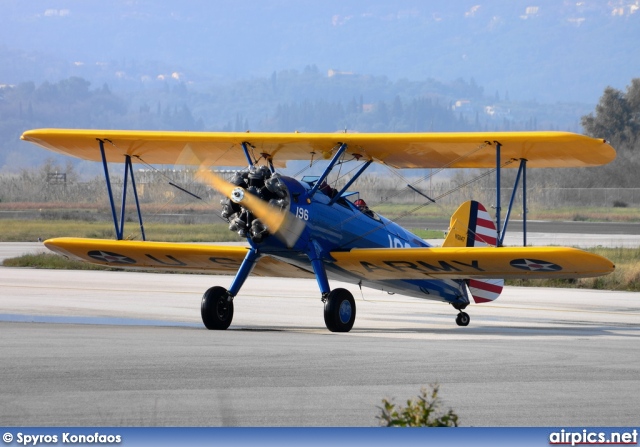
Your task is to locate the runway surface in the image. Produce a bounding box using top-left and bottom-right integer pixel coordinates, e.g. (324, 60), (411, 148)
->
(1, 260), (639, 426)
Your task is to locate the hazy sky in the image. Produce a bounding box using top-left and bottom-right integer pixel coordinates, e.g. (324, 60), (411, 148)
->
(2, 0), (639, 102)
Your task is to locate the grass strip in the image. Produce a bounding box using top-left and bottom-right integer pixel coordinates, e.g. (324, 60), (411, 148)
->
(0, 219), (243, 242)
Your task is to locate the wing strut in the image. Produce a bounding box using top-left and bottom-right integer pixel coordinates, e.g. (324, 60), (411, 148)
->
(492, 140), (528, 247)
(495, 141), (502, 242)
(241, 142), (255, 167)
(98, 139), (146, 241)
(500, 158), (527, 246)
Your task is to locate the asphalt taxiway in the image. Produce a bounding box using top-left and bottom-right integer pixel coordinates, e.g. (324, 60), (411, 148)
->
(1, 245), (639, 426)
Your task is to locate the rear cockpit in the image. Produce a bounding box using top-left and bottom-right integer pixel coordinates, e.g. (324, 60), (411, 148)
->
(301, 175), (381, 221)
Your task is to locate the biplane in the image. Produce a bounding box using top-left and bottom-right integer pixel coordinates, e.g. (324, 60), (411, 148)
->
(21, 129), (616, 332)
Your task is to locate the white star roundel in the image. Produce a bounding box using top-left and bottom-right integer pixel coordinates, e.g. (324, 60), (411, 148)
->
(88, 250), (136, 264)
(510, 258), (562, 272)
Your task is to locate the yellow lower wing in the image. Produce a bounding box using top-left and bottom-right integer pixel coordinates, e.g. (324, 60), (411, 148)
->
(44, 238), (313, 278)
(45, 238), (615, 282)
(330, 246), (614, 280)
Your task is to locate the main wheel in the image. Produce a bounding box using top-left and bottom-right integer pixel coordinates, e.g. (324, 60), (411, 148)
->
(455, 311), (470, 327)
(201, 286), (234, 330)
(323, 288), (356, 333)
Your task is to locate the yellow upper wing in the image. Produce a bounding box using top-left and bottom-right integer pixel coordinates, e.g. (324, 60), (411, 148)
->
(21, 129), (615, 169)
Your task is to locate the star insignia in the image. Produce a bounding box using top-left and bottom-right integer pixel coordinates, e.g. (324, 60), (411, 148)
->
(510, 258), (562, 272)
(88, 250), (136, 264)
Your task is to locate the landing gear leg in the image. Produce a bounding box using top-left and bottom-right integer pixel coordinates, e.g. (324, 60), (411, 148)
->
(309, 249), (356, 333)
(455, 311), (470, 327)
(201, 248), (259, 330)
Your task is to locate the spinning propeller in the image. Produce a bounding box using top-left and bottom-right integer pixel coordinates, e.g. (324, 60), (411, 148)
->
(194, 168), (305, 248)
(177, 144), (304, 248)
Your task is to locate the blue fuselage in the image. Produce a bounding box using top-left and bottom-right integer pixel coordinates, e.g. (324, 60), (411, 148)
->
(251, 176), (469, 306)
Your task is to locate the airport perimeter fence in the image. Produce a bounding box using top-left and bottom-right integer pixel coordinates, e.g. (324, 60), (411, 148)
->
(1, 169), (639, 210)
(364, 187), (640, 209)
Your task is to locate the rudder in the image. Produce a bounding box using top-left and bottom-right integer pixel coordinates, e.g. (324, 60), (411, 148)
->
(443, 200), (504, 303)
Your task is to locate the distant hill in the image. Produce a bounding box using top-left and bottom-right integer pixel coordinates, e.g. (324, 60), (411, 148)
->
(1, 0), (639, 103)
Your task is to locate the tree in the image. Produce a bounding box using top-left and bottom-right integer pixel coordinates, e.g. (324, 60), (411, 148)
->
(58, 77), (91, 101)
(582, 79), (640, 150)
(377, 384), (460, 427)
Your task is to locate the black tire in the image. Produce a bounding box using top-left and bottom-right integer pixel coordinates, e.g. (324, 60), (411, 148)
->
(323, 288), (356, 332)
(201, 286), (234, 330)
(456, 311), (470, 327)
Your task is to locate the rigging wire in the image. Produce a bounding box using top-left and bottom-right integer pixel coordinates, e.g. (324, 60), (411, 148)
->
(375, 141), (492, 205)
(337, 157), (517, 248)
(325, 141), (493, 240)
(292, 155), (321, 178)
(100, 150), (197, 228)
(105, 140), (236, 228)
(333, 160), (368, 186)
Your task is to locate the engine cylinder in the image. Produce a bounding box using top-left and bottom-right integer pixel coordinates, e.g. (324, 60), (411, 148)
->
(220, 166), (290, 244)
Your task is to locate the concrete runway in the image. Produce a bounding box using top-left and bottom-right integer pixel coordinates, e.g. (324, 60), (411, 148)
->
(1, 253), (639, 426)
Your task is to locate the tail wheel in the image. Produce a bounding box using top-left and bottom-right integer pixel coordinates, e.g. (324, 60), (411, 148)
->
(201, 286), (234, 330)
(323, 288), (356, 333)
(455, 311), (470, 327)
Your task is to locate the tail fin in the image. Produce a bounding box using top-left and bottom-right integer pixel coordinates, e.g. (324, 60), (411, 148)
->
(443, 200), (498, 248)
(443, 200), (504, 303)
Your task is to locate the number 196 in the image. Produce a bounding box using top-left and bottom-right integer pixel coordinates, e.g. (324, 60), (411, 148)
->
(296, 207), (309, 221)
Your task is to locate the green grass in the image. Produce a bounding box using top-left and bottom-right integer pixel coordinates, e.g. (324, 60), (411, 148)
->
(531, 206), (640, 222)
(0, 217), (445, 242)
(2, 253), (115, 270)
(409, 229), (446, 239)
(0, 219), (243, 242)
(374, 203), (455, 220)
(372, 203), (640, 223)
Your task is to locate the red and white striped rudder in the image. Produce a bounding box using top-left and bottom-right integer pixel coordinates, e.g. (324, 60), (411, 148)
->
(443, 200), (504, 303)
